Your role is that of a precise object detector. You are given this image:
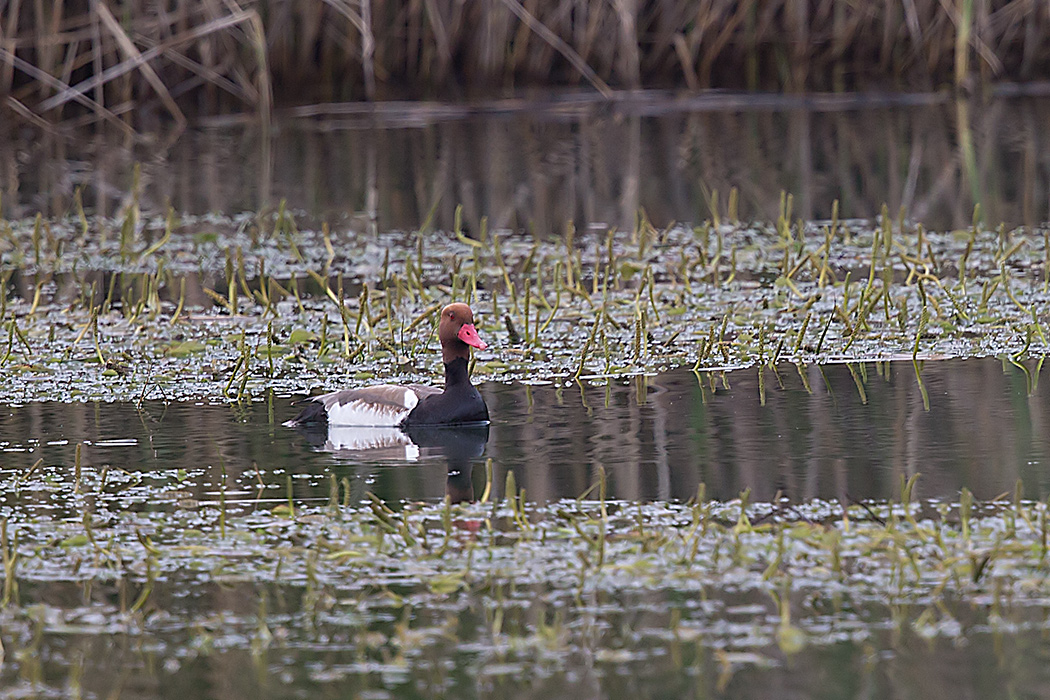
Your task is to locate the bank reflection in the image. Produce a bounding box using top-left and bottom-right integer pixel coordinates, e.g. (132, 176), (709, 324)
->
(5, 95), (1050, 231)
(483, 359), (1050, 504)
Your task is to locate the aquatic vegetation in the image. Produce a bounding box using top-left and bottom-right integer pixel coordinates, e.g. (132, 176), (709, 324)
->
(1, 458), (1050, 695)
(1, 199), (1048, 405)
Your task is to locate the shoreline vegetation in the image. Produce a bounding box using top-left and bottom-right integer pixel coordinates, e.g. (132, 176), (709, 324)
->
(1, 1), (1049, 130)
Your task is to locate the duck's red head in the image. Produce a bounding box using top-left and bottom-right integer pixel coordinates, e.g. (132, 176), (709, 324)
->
(439, 303), (487, 363)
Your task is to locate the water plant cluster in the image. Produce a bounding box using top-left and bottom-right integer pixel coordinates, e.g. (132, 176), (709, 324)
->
(1, 193), (1048, 405)
(1, 460), (1049, 696)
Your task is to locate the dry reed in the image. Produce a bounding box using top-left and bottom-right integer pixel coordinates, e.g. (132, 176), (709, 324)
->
(1, 0), (1049, 131)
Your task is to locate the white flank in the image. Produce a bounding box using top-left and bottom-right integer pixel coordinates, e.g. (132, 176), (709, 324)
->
(327, 399), (409, 426)
(403, 389), (419, 410)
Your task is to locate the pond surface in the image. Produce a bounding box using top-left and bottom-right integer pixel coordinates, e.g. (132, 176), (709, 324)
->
(5, 87), (1050, 696)
(2, 357), (1050, 699)
(2, 357), (1047, 509)
(4, 92), (1050, 232)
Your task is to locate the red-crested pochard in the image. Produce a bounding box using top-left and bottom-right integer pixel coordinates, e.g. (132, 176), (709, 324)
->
(286, 303), (489, 428)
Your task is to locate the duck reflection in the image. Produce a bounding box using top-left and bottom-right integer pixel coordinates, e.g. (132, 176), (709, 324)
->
(405, 425), (487, 503)
(293, 423), (488, 503)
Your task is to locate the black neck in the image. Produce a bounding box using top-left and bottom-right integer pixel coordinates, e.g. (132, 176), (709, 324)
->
(443, 356), (471, 388)
(442, 337), (469, 364)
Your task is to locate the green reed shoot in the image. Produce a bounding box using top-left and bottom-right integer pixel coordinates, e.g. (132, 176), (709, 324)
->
(74, 443), (82, 494)
(1, 519), (19, 606)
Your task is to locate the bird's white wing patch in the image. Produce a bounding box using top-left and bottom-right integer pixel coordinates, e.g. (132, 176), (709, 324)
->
(404, 388), (419, 410)
(327, 399), (410, 427)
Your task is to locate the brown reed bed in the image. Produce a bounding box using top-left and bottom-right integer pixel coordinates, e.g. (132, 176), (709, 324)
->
(2, 0), (1049, 132)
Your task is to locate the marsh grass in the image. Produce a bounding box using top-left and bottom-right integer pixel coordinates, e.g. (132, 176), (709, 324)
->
(2, 456), (1050, 691)
(1, 191), (1049, 405)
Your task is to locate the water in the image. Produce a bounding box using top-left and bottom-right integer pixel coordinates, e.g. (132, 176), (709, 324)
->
(2, 357), (1047, 509)
(5, 85), (1050, 696)
(2, 357), (1050, 699)
(5, 93), (1050, 232)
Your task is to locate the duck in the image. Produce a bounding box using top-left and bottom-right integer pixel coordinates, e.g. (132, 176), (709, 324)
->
(286, 303), (489, 429)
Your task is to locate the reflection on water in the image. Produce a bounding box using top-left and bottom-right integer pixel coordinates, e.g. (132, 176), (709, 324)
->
(489, 357), (1050, 503)
(4, 94), (1050, 232)
(402, 424), (488, 503)
(294, 421), (488, 503)
(1, 357), (1047, 506)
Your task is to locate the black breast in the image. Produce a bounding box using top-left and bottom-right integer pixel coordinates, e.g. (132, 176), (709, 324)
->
(400, 384), (488, 427)
(399, 358), (488, 427)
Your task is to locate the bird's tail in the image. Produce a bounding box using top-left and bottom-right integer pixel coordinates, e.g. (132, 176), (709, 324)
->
(282, 398), (328, 427)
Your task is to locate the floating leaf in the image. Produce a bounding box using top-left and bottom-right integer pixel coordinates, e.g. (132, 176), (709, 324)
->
(164, 341), (207, 357)
(288, 329), (317, 344)
(428, 573), (467, 594)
